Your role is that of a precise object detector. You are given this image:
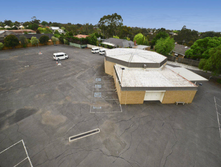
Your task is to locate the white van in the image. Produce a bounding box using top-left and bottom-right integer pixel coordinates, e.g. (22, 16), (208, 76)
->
(53, 52), (69, 60)
(91, 47), (100, 54)
(99, 48), (107, 55)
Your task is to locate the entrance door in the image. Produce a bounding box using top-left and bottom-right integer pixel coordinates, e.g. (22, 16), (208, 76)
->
(144, 91), (165, 102)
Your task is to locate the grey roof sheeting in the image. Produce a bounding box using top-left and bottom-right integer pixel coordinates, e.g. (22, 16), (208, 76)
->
(172, 44), (190, 56)
(102, 38), (134, 48)
(105, 48), (167, 68)
(114, 65), (198, 91)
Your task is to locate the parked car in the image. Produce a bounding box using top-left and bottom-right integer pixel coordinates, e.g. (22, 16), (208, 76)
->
(99, 48), (107, 55)
(53, 52), (69, 60)
(91, 47), (100, 54)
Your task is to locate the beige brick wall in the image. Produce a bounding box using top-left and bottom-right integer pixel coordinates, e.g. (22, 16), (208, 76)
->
(104, 58), (116, 76)
(162, 90), (197, 104)
(113, 70), (145, 104)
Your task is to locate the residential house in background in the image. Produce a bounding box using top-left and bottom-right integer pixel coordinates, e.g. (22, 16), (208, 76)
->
(102, 38), (134, 48)
(50, 27), (65, 34)
(74, 34), (89, 38)
(171, 44), (190, 58)
(4, 25), (11, 29)
(133, 45), (150, 50)
(18, 25), (24, 29)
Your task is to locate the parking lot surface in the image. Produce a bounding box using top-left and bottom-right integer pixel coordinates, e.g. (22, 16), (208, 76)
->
(0, 45), (221, 167)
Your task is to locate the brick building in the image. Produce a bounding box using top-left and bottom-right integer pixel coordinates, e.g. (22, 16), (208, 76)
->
(104, 48), (206, 105)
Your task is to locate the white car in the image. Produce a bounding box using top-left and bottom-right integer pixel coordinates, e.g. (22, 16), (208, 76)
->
(91, 47), (100, 54)
(53, 52), (69, 60)
(99, 48), (107, 55)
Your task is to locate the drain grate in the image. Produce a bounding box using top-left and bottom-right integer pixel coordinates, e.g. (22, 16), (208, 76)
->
(69, 128), (100, 142)
(96, 78), (101, 82)
(93, 106), (102, 109)
(94, 92), (101, 97)
(95, 84), (102, 88)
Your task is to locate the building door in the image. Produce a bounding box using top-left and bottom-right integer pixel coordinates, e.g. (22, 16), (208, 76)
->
(144, 91), (165, 102)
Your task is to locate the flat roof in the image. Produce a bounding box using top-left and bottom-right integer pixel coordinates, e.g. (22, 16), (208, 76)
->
(166, 66), (208, 81)
(106, 48), (166, 63)
(114, 64), (197, 91)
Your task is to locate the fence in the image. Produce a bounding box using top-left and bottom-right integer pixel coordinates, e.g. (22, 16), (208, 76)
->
(167, 56), (200, 67)
(167, 56), (176, 62)
(2, 40), (60, 50)
(69, 42), (87, 48)
(177, 58), (200, 67)
(87, 44), (106, 49)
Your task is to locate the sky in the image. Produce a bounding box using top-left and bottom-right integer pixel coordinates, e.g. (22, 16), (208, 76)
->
(0, 0), (221, 32)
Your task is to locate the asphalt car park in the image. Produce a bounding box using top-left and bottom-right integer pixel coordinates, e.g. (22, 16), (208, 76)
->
(0, 45), (221, 167)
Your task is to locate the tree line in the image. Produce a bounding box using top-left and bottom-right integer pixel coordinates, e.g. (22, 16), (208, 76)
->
(1, 14), (221, 75)
(1, 15), (220, 47)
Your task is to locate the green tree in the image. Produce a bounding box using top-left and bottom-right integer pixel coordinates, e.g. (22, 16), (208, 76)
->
(174, 25), (199, 46)
(37, 27), (44, 33)
(31, 16), (40, 24)
(51, 36), (57, 45)
(59, 36), (64, 44)
(113, 35), (119, 39)
(133, 33), (148, 45)
(87, 33), (97, 45)
(185, 37), (221, 59)
(39, 35), (49, 45)
(30, 36), (39, 46)
(151, 31), (169, 46)
(199, 45), (221, 75)
(201, 31), (221, 39)
(4, 35), (19, 48)
(4, 20), (13, 26)
(155, 37), (175, 56)
(98, 13), (123, 38)
(14, 21), (20, 28)
(19, 35), (28, 47)
(23, 21), (30, 27)
(30, 23), (39, 31)
(0, 42), (4, 50)
(41, 21), (48, 26)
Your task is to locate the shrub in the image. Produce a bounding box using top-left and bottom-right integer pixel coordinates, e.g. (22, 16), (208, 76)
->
(63, 39), (69, 45)
(30, 36), (39, 46)
(0, 42), (4, 50)
(51, 36), (57, 45)
(4, 35), (19, 48)
(59, 36), (64, 44)
(87, 33), (97, 45)
(19, 35), (28, 47)
(39, 35), (49, 45)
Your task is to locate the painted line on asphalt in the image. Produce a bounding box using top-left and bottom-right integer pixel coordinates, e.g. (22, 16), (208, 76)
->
(214, 96), (221, 139)
(0, 139), (33, 167)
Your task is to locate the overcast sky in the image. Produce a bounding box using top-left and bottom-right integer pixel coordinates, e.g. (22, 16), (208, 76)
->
(0, 0), (220, 32)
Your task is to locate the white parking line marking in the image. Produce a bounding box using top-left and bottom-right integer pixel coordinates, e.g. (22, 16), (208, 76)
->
(0, 139), (33, 167)
(214, 96), (221, 139)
